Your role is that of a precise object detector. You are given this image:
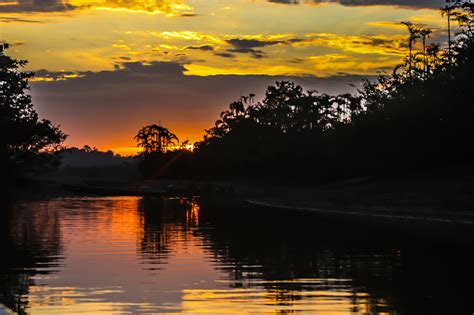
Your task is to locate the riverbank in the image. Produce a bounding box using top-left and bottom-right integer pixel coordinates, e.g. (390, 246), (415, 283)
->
(242, 167), (474, 234)
(245, 166), (474, 218)
(22, 165), (474, 221)
(32, 167), (474, 207)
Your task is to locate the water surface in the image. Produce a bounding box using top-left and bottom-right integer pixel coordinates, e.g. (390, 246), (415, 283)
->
(1, 196), (473, 314)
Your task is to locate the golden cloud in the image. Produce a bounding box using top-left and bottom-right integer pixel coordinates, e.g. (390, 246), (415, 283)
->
(297, 33), (409, 56)
(77, 0), (195, 16)
(0, 0), (195, 16)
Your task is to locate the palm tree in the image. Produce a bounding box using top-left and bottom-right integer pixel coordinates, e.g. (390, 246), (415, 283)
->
(135, 124), (179, 154)
(425, 43), (441, 75)
(418, 27), (433, 76)
(441, 3), (456, 58)
(401, 21), (420, 75)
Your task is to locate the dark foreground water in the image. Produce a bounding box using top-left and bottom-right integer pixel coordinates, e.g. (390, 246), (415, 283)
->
(0, 196), (473, 314)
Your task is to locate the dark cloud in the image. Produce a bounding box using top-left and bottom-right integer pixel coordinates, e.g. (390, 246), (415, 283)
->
(268, 0), (445, 9)
(268, 0), (300, 4)
(226, 39), (269, 59)
(338, 0), (444, 9)
(227, 47), (266, 59)
(34, 69), (79, 81)
(337, 0), (444, 9)
(226, 38), (302, 59)
(187, 45), (214, 51)
(116, 61), (187, 77)
(227, 38), (278, 49)
(30, 61), (372, 146)
(289, 58), (306, 63)
(353, 37), (409, 49)
(227, 38), (302, 49)
(0, 16), (44, 23)
(214, 52), (235, 58)
(177, 13), (198, 17)
(0, 0), (77, 13)
(0, 40), (25, 46)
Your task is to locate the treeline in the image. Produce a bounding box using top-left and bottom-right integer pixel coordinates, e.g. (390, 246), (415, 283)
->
(139, 2), (474, 182)
(0, 43), (66, 185)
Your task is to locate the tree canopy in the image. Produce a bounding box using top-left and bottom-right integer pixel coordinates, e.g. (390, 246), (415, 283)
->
(0, 43), (66, 179)
(135, 124), (179, 154)
(151, 1), (474, 181)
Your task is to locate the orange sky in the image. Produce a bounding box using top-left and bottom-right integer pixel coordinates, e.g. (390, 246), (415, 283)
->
(0, 0), (449, 155)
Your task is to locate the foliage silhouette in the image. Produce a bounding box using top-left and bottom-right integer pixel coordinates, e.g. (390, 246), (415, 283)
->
(134, 124), (194, 179)
(135, 124), (179, 154)
(136, 2), (473, 182)
(0, 43), (66, 182)
(184, 2), (474, 181)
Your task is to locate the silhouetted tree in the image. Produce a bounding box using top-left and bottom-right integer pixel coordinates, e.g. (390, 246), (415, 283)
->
(442, 4), (456, 57)
(0, 43), (66, 180)
(401, 21), (421, 76)
(133, 124), (193, 179)
(134, 124), (179, 154)
(417, 27), (433, 76)
(137, 2), (473, 181)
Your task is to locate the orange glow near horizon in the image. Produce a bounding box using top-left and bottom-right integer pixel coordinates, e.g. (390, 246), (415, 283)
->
(1, 0), (450, 151)
(63, 127), (200, 156)
(93, 142), (195, 156)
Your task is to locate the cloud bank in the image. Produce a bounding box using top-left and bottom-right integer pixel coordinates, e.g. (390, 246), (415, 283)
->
(269, 0), (445, 9)
(0, 0), (195, 15)
(31, 61), (373, 148)
(0, 0), (76, 13)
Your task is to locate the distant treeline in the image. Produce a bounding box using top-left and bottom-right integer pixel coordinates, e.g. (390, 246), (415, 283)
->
(137, 2), (474, 182)
(2, 3), (473, 184)
(60, 146), (136, 168)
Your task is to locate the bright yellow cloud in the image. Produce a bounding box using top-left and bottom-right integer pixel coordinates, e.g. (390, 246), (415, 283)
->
(367, 21), (407, 30)
(298, 33), (408, 56)
(155, 31), (225, 45)
(68, 0), (194, 16)
(1, 0), (435, 78)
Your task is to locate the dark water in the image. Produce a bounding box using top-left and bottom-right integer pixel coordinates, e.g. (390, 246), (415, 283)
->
(0, 196), (473, 314)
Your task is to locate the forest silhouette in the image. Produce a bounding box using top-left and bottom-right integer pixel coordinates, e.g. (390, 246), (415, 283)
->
(135, 1), (474, 182)
(1, 2), (473, 183)
(0, 43), (66, 185)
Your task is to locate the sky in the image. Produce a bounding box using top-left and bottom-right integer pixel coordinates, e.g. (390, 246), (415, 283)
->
(0, 0), (449, 155)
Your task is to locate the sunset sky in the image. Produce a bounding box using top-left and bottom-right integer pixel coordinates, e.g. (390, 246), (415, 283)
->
(0, 0), (449, 155)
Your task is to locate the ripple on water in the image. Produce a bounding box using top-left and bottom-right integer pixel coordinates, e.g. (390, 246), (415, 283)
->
(0, 196), (472, 314)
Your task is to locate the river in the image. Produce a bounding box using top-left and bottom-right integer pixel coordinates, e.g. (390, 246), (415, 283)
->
(0, 196), (472, 314)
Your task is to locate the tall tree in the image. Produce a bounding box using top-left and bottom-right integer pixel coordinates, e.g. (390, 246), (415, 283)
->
(401, 21), (420, 76)
(0, 43), (66, 178)
(442, 4), (455, 57)
(135, 124), (179, 154)
(418, 27), (433, 76)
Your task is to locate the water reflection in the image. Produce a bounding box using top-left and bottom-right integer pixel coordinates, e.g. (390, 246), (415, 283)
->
(138, 198), (201, 270)
(0, 197), (473, 314)
(0, 201), (63, 314)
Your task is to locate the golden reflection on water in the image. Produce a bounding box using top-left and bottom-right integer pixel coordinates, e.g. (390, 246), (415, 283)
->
(185, 198), (200, 227)
(181, 288), (371, 314)
(2, 196), (392, 314)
